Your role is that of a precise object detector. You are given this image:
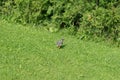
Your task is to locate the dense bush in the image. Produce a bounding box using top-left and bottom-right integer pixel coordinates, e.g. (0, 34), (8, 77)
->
(0, 0), (120, 46)
(78, 7), (120, 40)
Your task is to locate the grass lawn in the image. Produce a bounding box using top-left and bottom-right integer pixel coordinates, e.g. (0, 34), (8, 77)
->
(0, 20), (120, 80)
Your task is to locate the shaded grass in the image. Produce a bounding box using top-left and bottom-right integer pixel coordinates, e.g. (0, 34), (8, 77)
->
(0, 20), (120, 80)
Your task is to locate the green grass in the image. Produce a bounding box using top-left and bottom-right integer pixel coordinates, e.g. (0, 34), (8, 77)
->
(0, 20), (120, 80)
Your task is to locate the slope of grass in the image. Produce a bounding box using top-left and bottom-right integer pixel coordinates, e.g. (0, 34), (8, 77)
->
(0, 20), (120, 80)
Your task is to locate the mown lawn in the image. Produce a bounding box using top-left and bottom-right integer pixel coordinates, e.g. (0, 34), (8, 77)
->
(0, 20), (120, 80)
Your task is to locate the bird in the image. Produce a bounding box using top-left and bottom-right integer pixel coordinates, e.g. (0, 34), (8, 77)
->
(56, 39), (64, 49)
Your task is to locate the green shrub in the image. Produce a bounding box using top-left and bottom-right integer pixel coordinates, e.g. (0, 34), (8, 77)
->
(0, 0), (120, 46)
(78, 7), (120, 44)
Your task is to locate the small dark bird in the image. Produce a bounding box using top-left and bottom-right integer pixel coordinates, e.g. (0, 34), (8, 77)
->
(56, 39), (64, 49)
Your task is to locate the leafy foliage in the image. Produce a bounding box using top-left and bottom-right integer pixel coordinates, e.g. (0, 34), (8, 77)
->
(79, 7), (120, 41)
(0, 0), (120, 46)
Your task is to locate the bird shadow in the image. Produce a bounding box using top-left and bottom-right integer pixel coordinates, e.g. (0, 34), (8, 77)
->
(61, 44), (66, 49)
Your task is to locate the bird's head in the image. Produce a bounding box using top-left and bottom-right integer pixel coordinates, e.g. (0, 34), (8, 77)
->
(61, 38), (64, 41)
